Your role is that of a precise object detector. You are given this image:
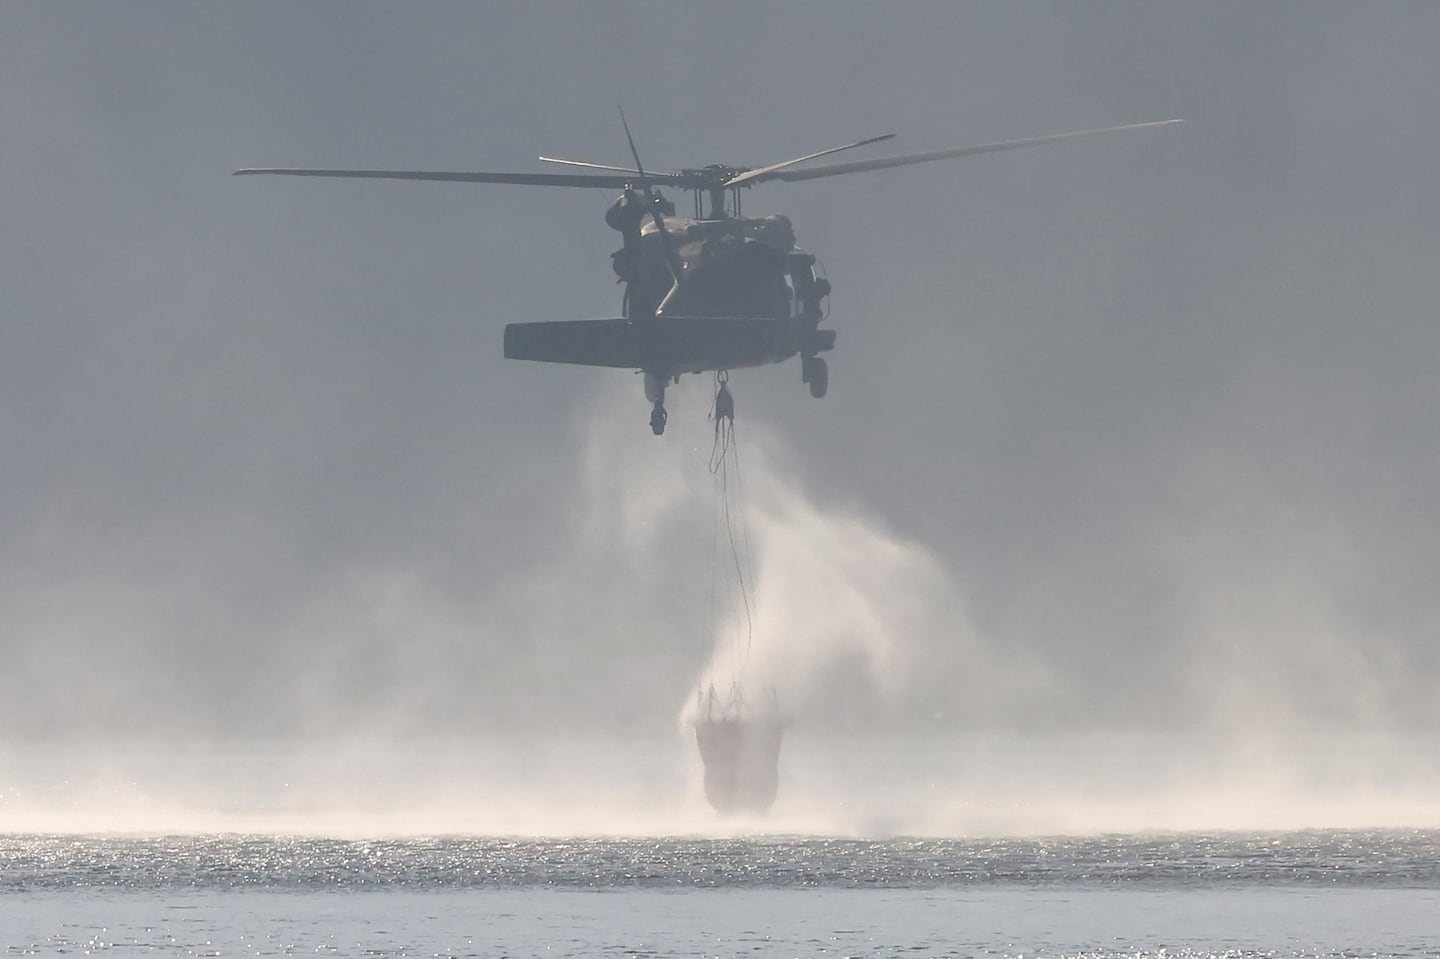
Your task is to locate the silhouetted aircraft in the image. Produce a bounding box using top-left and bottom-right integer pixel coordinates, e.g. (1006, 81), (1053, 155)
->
(237, 114), (1180, 434)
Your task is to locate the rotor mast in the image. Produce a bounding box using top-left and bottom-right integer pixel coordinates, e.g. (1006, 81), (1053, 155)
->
(696, 178), (742, 219)
(708, 184), (728, 219)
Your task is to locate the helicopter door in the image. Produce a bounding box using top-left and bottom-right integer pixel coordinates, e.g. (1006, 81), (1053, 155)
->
(782, 273), (803, 319)
(785, 253), (822, 321)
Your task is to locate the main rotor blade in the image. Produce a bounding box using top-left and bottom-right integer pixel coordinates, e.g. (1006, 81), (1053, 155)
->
(723, 133), (897, 188)
(614, 106), (681, 314)
(618, 106), (648, 182)
(537, 155), (645, 175)
(752, 119), (1184, 185)
(232, 168), (681, 189)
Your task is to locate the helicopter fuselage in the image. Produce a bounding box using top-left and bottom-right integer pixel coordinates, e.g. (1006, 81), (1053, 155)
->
(614, 212), (833, 373)
(235, 116), (1181, 434)
(504, 200), (835, 433)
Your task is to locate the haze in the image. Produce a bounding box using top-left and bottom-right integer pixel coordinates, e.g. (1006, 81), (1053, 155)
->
(3, 3), (1438, 834)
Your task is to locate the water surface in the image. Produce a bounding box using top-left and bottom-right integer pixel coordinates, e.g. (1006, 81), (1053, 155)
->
(3, 831), (1437, 957)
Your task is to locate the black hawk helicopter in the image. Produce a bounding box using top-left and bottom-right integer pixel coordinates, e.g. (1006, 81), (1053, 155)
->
(237, 115), (1180, 434)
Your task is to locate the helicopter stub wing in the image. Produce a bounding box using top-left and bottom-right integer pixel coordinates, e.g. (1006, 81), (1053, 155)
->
(504, 316), (779, 372)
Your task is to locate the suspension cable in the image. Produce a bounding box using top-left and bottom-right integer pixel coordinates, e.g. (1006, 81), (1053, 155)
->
(708, 371), (754, 662)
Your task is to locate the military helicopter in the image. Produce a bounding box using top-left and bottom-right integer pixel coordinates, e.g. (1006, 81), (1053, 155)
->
(236, 115), (1180, 434)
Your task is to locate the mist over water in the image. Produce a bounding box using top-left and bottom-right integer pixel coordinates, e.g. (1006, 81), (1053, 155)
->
(3, 382), (1438, 837)
(683, 408), (993, 727)
(5, 5), (1440, 845)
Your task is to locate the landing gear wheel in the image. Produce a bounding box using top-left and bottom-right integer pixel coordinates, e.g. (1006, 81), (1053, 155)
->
(806, 357), (829, 399)
(650, 404), (668, 436)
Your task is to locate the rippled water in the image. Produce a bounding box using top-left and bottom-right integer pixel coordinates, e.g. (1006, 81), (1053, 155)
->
(5, 831), (1440, 890)
(2, 831), (1438, 956)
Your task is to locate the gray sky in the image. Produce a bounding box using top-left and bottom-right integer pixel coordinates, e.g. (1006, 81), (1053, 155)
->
(3, 2), (1439, 756)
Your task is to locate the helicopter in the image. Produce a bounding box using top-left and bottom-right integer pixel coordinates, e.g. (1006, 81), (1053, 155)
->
(236, 115), (1180, 435)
